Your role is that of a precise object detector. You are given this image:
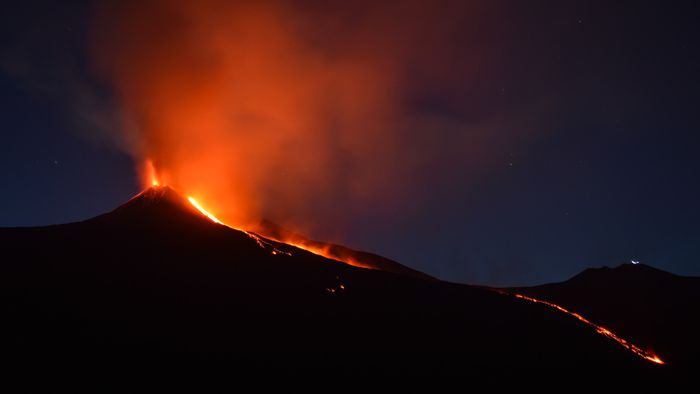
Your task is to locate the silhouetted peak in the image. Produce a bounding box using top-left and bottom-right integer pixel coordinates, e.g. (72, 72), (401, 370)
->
(569, 263), (676, 284)
(614, 262), (669, 274)
(125, 185), (187, 207)
(95, 185), (213, 227)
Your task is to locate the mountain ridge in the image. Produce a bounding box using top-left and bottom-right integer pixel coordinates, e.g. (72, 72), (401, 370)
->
(90, 185), (433, 280)
(0, 187), (670, 371)
(511, 262), (700, 366)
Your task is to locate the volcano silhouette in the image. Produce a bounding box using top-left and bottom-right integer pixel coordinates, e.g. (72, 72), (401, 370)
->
(0, 186), (668, 372)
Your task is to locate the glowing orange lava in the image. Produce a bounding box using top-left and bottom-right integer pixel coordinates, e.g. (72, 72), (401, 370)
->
(185, 194), (370, 268)
(187, 196), (224, 224)
(143, 157), (372, 270)
(500, 291), (664, 365)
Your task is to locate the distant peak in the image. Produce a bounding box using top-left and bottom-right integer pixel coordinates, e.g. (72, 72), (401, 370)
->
(583, 262), (662, 272)
(570, 262), (675, 283)
(614, 262), (669, 274)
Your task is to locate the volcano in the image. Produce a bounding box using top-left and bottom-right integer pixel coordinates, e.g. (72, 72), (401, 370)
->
(0, 186), (670, 372)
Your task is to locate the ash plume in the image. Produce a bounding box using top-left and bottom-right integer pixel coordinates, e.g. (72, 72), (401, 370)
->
(91, 0), (547, 238)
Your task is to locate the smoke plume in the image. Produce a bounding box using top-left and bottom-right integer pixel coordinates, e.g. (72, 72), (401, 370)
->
(91, 0), (541, 238)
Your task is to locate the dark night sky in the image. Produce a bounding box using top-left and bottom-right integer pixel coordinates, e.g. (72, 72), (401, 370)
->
(1, 1), (698, 286)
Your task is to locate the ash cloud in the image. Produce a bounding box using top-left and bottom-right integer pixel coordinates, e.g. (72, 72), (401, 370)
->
(91, 0), (548, 238)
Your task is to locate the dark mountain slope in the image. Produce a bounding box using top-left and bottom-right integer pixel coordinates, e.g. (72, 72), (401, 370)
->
(0, 187), (660, 372)
(512, 263), (700, 366)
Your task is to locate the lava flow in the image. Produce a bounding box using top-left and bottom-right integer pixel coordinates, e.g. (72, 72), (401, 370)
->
(268, 237), (372, 270)
(499, 290), (664, 365)
(186, 195), (371, 263)
(187, 197), (224, 225)
(143, 162), (359, 264)
(185, 195), (289, 255)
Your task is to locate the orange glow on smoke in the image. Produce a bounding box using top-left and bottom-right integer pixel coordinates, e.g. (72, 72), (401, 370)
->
(145, 160), (161, 187)
(91, 0), (434, 238)
(268, 237), (372, 270)
(93, 1), (548, 270)
(501, 291), (665, 365)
